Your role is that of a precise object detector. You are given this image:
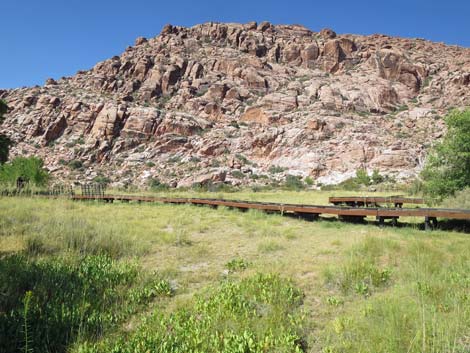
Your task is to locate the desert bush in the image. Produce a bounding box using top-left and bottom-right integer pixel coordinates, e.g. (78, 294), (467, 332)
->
(355, 168), (371, 185)
(304, 176), (314, 186)
(80, 274), (305, 353)
(226, 258), (250, 273)
(68, 159), (83, 170)
(324, 169), (389, 191)
(148, 177), (169, 191)
(231, 170), (245, 179)
(0, 255), (172, 353)
(268, 165), (286, 174)
(284, 175), (305, 190)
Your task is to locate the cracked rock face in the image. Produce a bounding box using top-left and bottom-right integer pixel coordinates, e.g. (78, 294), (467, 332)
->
(1, 21), (470, 187)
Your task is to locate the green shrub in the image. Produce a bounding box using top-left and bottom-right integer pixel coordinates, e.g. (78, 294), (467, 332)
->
(371, 169), (385, 184)
(421, 109), (470, 200)
(268, 165), (285, 174)
(355, 168), (371, 186)
(235, 153), (250, 165)
(226, 258), (250, 273)
(284, 175), (305, 190)
(68, 159), (83, 170)
(80, 274), (305, 353)
(0, 255), (171, 353)
(93, 175), (110, 185)
(148, 178), (169, 191)
(231, 170), (245, 179)
(0, 156), (49, 186)
(304, 176), (314, 186)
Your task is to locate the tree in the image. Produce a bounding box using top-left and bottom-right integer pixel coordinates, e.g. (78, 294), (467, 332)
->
(421, 109), (470, 200)
(0, 156), (49, 186)
(0, 99), (12, 163)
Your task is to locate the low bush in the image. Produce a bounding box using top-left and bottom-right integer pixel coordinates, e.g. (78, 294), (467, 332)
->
(231, 170), (245, 179)
(80, 274), (305, 353)
(225, 258), (250, 273)
(268, 165), (286, 174)
(148, 177), (169, 191)
(284, 175), (305, 191)
(68, 159), (83, 170)
(0, 255), (172, 353)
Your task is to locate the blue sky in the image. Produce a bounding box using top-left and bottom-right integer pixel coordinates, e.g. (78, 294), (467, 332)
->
(1, 0), (469, 89)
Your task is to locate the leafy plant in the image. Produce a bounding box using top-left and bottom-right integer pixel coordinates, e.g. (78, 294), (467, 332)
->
(226, 258), (249, 273)
(304, 176), (314, 186)
(68, 159), (83, 170)
(80, 274), (305, 353)
(268, 165), (285, 174)
(284, 175), (305, 190)
(231, 170), (245, 179)
(148, 177), (169, 191)
(0, 255), (170, 353)
(355, 169), (371, 186)
(0, 156), (49, 186)
(421, 109), (470, 201)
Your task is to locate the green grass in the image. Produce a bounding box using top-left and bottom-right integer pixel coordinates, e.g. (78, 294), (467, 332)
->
(0, 193), (469, 353)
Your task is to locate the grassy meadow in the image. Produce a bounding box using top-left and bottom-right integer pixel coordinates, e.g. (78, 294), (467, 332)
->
(0, 191), (469, 353)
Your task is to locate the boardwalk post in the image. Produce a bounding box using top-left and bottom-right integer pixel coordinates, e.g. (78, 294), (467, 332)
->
(377, 216), (385, 227)
(424, 216), (438, 231)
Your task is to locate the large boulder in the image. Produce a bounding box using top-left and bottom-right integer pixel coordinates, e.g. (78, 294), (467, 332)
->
(373, 49), (425, 92)
(322, 38), (357, 72)
(122, 108), (161, 138)
(240, 107), (272, 125)
(90, 105), (123, 139)
(42, 115), (67, 144)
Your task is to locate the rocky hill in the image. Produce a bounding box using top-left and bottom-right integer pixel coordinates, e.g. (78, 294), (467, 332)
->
(1, 21), (470, 188)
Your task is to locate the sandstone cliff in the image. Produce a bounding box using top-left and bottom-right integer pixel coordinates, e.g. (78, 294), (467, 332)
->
(1, 22), (470, 187)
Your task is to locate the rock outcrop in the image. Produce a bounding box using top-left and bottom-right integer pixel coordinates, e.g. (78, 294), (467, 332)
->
(1, 21), (469, 187)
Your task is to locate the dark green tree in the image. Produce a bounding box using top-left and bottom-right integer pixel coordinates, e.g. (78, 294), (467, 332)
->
(421, 109), (470, 200)
(0, 156), (49, 186)
(0, 99), (12, 163)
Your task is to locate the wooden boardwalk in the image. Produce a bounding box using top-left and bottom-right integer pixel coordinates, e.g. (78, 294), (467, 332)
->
(329, 196), (424, 207)
(71, 194), (470, 230)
